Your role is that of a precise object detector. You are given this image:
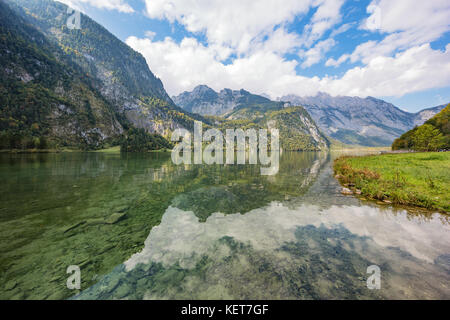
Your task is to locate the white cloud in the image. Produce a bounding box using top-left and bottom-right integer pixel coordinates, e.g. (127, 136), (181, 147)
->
(144, 31), (156, 40)
(300, 38), (336, 68)
(331, 0), (450, 66)
(324, 44), (450, 97)
(325, 53), (349, 67)
(302, 0), (345, 46)
(143, 0), (315, 54)
(57, 0), (447, 103)
(57, 0), (134, 13)
(127, 33), (450, 99)
(365, 0), (450, 34)
(329, 22), (354, 38)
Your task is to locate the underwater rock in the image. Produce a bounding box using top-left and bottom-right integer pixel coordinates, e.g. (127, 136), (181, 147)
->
(4, 280), (17, 291)
(79, 259), (92, 268)
(85, 212), (128, 226)
(10, 292), (25, 300)
(86, 218), (106, 226)
(107, 278), (121, 292)
(63, 221), (86, 233)
(105, 212), (127, 224)
(116, 206), (129, 213)
(114, 283), (131, 299)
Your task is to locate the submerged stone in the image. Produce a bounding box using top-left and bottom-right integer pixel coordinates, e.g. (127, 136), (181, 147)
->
(4, 280), (17, 291)
(86, 218), (106, 226)
(105, 212), (127, 224)
(63, 221), (86, 233)
(84, 212), (127, 227)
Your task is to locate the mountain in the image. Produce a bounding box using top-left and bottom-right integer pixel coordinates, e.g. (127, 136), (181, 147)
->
(173, 85), (286, 117)
(174, 86), (447, 147)
(6, 0), (207, 138)
(413, 104), (447, 126)
(0, 0), (124, 149)
(392, 104), (450, 151)
(212, 106), (329, 151)
(279, 93), (447, 146)
(174, 86), (328, 150)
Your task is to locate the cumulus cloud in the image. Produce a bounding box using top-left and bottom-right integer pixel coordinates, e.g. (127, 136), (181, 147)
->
(365, 0), (450, 34)
(301, 0), (345, 47)
(127, 33), (450, 99)
(60, 0), (449, 101)
(324, 44), (450, 97)
(300, 38), (336, 68)
(143, 0), (315, 54)
(330, 0), (450, 66)
(57, 0), (134, 13)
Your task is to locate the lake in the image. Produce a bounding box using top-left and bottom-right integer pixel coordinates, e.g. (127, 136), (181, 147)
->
(0, 151), (449, 299)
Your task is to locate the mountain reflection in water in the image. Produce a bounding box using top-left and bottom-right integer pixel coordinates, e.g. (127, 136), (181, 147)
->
(74, 152), (449, 300)
(0, 151), (448, 300)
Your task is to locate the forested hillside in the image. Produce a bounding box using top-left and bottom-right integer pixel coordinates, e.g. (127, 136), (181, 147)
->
(210, 106), (329, 151)
(5, 0), (209, 140)
(0, 0), (124, 150)
(392, 104), (450, 151)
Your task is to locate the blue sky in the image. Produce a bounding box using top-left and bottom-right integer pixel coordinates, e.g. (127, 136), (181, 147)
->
(59, 0), (450, 112)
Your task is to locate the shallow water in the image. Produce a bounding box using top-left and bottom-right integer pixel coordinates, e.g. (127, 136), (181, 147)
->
(0, 152), (448, 299)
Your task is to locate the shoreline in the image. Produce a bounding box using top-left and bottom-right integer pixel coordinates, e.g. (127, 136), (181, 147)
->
(0, 147), (173, 154)
(333, 152), (450, 214)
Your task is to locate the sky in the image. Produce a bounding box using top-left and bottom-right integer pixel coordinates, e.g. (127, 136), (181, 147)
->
(57, 0), (450, 112)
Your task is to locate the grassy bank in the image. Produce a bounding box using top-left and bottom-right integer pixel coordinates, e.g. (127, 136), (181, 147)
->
(334, 152), (450, 213)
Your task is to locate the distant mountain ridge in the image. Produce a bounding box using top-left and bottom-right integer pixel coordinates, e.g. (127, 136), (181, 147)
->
(173, 85), (286, 117)
(279, 93), (446, 146)
(413, 105), (447, 126)
(174, 86), (328, 150)
(174, 86), (447, 146)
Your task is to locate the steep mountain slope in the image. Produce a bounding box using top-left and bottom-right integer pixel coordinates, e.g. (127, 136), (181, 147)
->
(392, 104), (450, 151)
(174, 86), (448, 147)
(209, 106), (329, 151)
(266, 107), (329, 151)
(279, 93), (447, 146)
(0, 0), (123, 149)
(7, 0), (207, 136)
(173, 86), (326, 150)
(413, 104), (447, 126)
(173, 85), (287, 117)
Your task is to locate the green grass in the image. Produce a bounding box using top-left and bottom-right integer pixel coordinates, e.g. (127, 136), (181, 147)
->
(334, 152), (450, 213)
